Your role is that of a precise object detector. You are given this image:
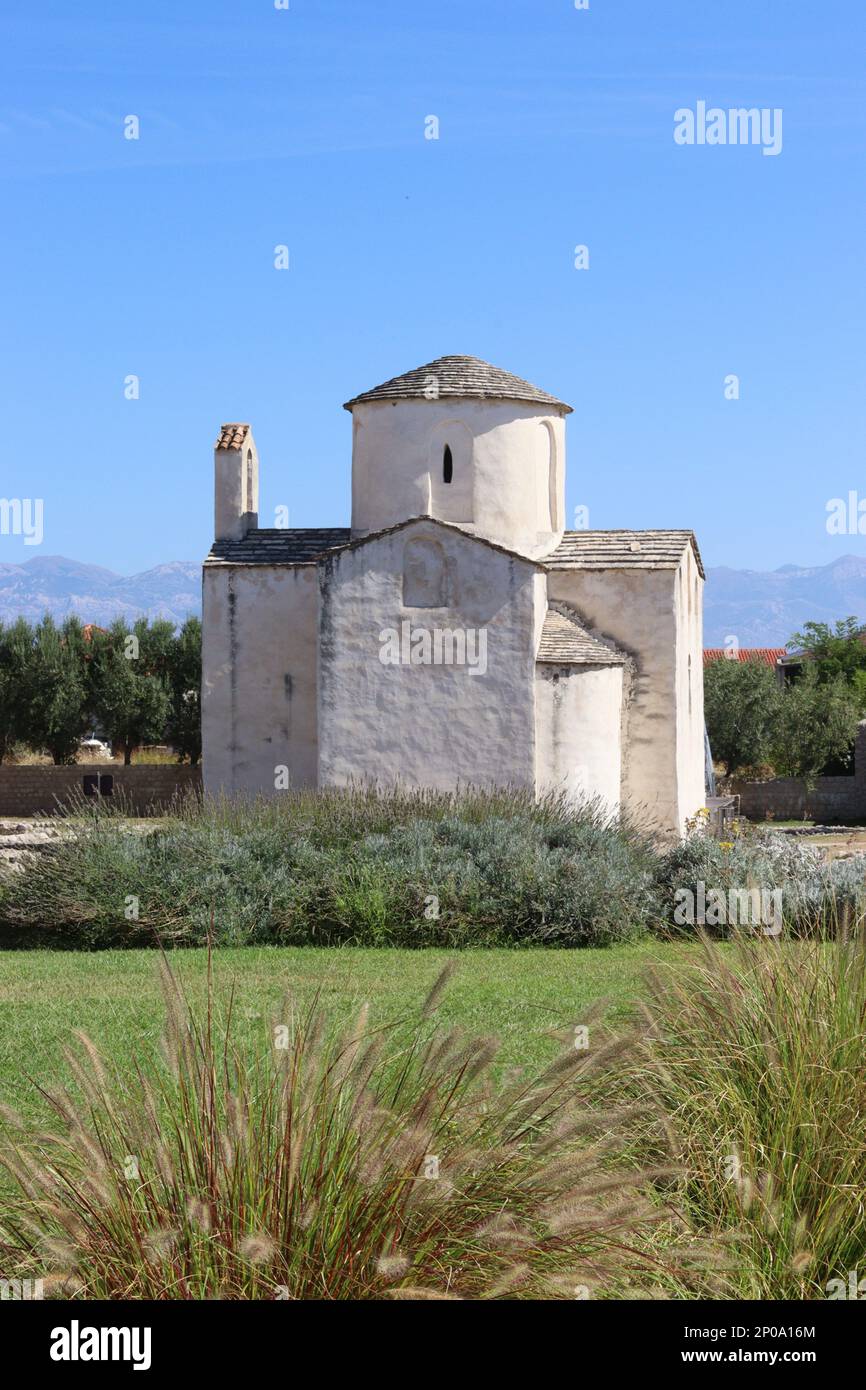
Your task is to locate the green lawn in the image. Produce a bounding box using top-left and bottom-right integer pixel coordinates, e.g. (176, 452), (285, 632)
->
(0, 942), (693, 1123)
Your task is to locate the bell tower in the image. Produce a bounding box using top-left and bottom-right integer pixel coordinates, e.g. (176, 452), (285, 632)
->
(214, 423), (259, 541)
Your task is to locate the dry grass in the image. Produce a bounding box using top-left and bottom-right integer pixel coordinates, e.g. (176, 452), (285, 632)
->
(635, 930), (866, 1298)
(0, 950), (702, 1300)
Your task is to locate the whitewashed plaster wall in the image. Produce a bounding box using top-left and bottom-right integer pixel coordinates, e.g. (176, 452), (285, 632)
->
(349, 399), (566, 559)
(535, 663), (624, 813)
(202, 564), (319, 795)
(675, 544), (706, 824)
(544, 564), (697, 834)
(317, 520), (539, 790)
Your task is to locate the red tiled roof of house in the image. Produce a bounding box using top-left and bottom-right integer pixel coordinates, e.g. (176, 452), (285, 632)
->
(703, 647), (787, 667)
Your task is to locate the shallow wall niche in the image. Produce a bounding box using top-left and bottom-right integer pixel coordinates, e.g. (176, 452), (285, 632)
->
(536, 420), (558, 534)
(402, 536), (453, 608)
(245, 450), (254, 514)
(428, 419), (473, 523)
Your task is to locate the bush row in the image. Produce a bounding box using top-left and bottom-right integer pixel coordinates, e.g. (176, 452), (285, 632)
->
(1, 788), (863, 948)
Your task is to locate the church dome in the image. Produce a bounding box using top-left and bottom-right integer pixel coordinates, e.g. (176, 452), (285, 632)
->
(343, 355), (572, 413)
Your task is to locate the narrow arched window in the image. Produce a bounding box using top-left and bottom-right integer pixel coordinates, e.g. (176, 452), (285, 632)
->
(443, 444), (453, 485)
(245, 450), (254, 513)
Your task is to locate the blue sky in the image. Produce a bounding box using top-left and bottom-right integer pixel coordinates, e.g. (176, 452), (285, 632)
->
(1, 0), (864, 574)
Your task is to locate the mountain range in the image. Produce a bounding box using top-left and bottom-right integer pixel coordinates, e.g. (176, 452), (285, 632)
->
(702, 555), (866, 647)
(2, 553), (866, 648)
(0, 557), (200, 628)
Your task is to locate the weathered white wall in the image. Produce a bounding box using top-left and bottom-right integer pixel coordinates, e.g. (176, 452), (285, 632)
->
(349, 399), (566, 559)
(535, 663), (623, 814)
(317, 520), (539, 790)
(545, 566), (689, 834)
(675, 544), (706, 824)
(532, 571), (549, 652)
(202, 564), (318, 796)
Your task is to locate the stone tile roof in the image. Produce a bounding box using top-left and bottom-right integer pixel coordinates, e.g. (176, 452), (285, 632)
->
(548, 529), (704, 579)
(537, 602), (626, 665)
(215, 423), (251, 451)
(206, 528), (351, 565)
(704, 647), (785, 667)
(205, 524), (704, 579)
(205, 519), (541, 568)
(343, 356), (572, 413)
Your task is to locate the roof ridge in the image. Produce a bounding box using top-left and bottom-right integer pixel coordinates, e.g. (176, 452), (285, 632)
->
(559, 527), (695, 535)
(322, 515), (543, 567)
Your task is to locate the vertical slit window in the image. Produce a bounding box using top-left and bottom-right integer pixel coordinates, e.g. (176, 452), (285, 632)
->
(443, 444), (453, 485)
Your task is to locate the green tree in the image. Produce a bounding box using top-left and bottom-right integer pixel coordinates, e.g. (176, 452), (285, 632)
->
(704, 658), (782, 776)
(27, 616), (91, 764)
(90, 618), (171, 765)
(770, 667), (861, 788)
(166, 617), (202, 765)
(0, 618), (33, 762)
(140, 617), (177, 682)
(788, 617), (866, 708)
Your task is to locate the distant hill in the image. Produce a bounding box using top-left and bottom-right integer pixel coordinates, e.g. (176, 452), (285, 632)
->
(2, 552), (866, 646)
(0, 557), (200, 626)
(703, 554), (866, 647)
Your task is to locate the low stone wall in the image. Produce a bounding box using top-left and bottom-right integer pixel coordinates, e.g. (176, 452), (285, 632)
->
(0, 765), (202, 817)
(729, 720), (866, 824)
(730, 776), (865, 823)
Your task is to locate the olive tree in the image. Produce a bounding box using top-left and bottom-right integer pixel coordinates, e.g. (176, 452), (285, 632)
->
(704, 658), (782, 777)
(90, 618), (171, 765)
(25, 616), (91, 764)
(770, 667), (861, 788)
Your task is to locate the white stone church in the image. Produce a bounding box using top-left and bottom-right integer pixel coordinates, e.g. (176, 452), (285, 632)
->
(203, 356), (705, 834)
